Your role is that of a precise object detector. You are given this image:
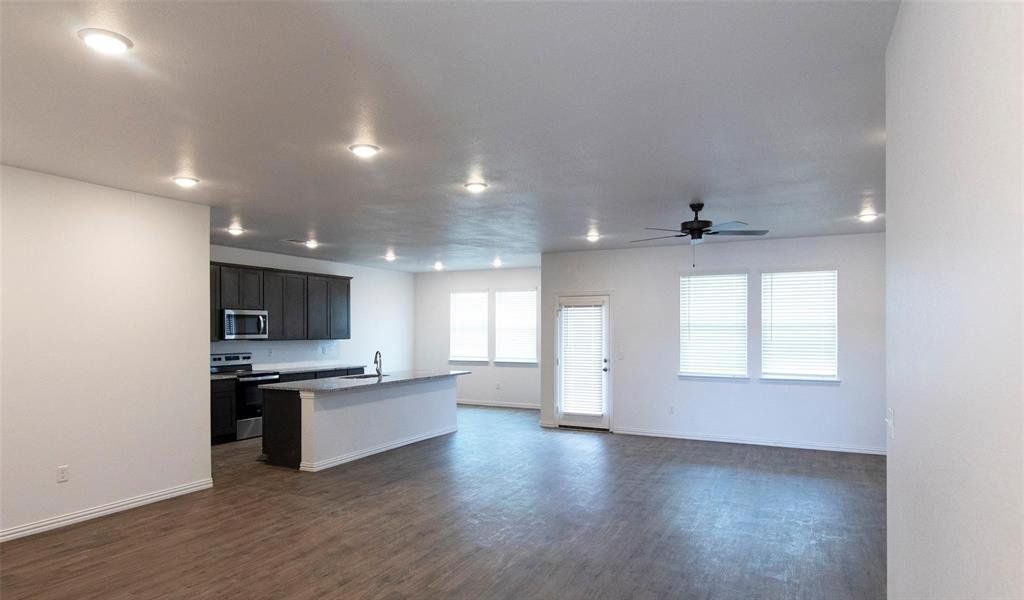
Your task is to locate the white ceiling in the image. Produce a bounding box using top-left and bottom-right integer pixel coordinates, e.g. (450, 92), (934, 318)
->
(1, 2), (896, 271)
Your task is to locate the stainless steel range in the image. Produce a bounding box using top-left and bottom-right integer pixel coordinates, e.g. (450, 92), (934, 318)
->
(210, 353), (279, 440)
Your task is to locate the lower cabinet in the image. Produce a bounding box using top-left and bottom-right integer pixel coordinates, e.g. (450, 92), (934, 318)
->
(315, 368), (350, 378)
(211, 379), (237, 443)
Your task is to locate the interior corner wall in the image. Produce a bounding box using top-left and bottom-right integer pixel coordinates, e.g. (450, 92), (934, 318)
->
(1, 166), (212, 541)
(414, 268), (541, 409)
(540, 233), (886, 452)
(209, 246), (415, 372)
(885, 4), (1024, 598)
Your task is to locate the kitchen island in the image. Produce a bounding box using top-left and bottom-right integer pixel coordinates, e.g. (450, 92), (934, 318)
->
(259, 370), (469, 471)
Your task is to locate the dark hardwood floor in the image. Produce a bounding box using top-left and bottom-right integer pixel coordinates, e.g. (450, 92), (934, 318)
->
(0, 407), (885, 599)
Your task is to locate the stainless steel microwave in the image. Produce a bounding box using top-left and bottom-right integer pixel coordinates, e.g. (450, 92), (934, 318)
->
(222, 309), (269, 340)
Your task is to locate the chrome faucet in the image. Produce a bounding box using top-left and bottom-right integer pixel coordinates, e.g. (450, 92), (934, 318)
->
(373, 351), (383, 377)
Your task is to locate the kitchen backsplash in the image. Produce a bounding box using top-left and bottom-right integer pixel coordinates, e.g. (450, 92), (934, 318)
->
(210, 340), (370, 367)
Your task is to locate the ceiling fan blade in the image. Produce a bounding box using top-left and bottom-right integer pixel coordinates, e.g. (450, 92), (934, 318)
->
(644, 227), (683, 233)
(706, 221), (748, 232)
(630, 234), (686, 243)
(710, 229), (769, 236)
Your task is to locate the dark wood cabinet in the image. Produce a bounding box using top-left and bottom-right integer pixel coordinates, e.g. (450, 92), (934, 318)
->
(328, 278), (351, 340)
(263, 271), (285, 340)
(211, 262), (349, 341)
(210, 266), (220, 342)
(306, 276), (330, 340)
(219, 266), (263, 310)
(283, 274), (307, 340)
(238, 268), (263, 309)
(277, 372), (315, 384)
(210, 379), (236, 442)
(263, 272), (308, 341)
(219, 266), (240, 309)
(315, 369), (349, 378)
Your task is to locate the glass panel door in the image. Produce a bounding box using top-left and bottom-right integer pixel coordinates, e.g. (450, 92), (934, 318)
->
(556, 296), (610, 429)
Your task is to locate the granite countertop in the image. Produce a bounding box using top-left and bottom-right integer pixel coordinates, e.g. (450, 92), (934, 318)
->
(259, 370), (470, 394)
(210, 363), (366, 381)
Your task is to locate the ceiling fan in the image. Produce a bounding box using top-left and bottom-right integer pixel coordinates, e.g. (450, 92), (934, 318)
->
(631, 200), (769, 245)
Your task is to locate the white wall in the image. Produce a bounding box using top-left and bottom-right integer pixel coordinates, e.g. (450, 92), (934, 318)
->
(1, 166), (211, 540)
(885, 4), (1023, 598)
(540, 233), (886, 453)
(210, 246), (414, 372)
(415, 268), (541, 408)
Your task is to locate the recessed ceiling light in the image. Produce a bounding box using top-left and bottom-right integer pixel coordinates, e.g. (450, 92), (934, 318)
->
(464, 182), (488, 194)
(77, 28), (133, 55)
(348, 144), (381, 159)
(384, 249), (397, 262)
(305, 239), (319, 249)
(434, 261), (444, 271)
(586, 230), (601, 243)
(227, 225), (245, 236)
(859, 210), (879, 223)
(172, 176), (199, 189)
(492, 257), (502, 268)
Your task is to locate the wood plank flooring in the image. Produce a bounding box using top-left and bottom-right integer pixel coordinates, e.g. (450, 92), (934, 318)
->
(1, 407), (885, 599)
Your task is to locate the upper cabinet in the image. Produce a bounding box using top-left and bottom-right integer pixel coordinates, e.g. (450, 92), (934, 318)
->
(282, 274), (308, 340)
(306, 276), (330, 340)
(264, 271), (308, 340)
(328, 277), (351, 339)
(220, 266), (263, 309)
(211, 263), (349, 342)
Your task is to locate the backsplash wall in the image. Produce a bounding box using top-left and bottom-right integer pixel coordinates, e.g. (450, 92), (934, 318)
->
(210, 339), (366, 368)
(210, 245), (415, 371)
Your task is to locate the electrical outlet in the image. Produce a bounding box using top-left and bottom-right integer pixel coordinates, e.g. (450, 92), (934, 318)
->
(495, 383), (501, 390)
(57, 465), (69, 483)
(668, 405), (675, 415)
(320, 345), (328, 355)
(885, 408), (895, 440)
(267, 348), (273, 358)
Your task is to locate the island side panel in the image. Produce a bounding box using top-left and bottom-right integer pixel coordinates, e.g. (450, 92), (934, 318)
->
(262, 389), (303, 469)
(302, 377), (458, 472)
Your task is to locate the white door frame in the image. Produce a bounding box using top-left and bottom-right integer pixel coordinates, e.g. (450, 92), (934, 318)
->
(555, 294), (611, 429)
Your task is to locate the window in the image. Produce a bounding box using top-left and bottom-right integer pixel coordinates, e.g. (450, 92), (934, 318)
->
(761, 270), (838, 380)
(449, 291), (488, 361)
(679, 273), (748, 377)
(495, 290), (537, 363)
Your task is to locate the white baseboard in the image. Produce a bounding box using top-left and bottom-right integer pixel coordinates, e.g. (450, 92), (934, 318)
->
(457, 398), (541, 410)
(610, 426), (886, 455)
(299, 425), (458, 472)
(0, 478), (213, 543)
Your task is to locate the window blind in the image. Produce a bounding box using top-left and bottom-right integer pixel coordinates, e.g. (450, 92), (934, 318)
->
(495, 290), (537, 362)
(761, 270), (838, 379)
(559, 304), (606, 416)
(679, 274), (748, 377)
(449, 291), (488, 361)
